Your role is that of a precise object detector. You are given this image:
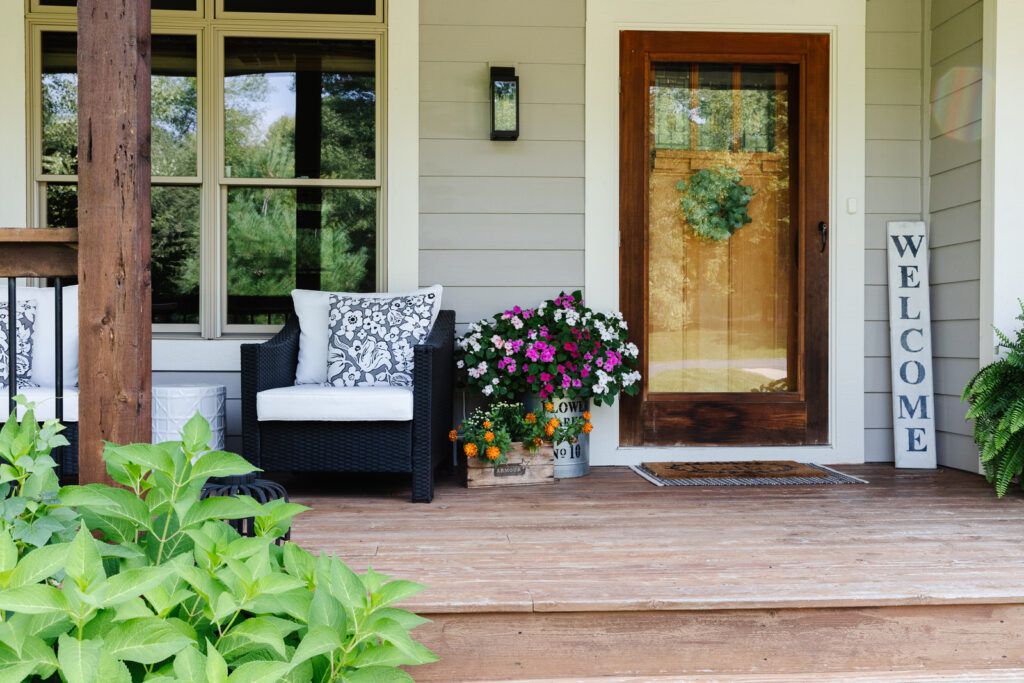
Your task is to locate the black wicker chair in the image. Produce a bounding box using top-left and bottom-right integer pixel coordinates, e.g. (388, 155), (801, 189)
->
(240, 310), (455, 502)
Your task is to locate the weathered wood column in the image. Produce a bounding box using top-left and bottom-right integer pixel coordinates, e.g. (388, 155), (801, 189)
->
(77, 0), (153, 484)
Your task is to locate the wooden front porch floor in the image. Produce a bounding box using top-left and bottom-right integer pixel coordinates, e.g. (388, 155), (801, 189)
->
(290, 465), (1024, 615)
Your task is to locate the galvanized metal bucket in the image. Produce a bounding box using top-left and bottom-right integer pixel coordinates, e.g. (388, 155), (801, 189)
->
(525, 395), (590, 478)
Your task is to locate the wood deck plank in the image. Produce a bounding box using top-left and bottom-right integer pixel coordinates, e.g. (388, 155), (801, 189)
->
(290, 466), (1024, 615)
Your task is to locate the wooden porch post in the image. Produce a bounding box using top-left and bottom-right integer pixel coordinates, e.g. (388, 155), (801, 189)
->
(76, 0), (153, 484)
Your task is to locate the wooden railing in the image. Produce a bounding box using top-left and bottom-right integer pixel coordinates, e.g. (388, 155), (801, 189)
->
(0, 228), (78, 418)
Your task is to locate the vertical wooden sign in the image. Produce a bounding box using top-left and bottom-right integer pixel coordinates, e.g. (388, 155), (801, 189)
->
(886, 221), (937, 468)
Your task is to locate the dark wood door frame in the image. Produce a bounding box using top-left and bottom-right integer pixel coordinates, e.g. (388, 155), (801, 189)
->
(619, 31), (830, 447)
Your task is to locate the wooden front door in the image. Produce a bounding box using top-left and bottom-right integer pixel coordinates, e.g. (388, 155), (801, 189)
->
(619, 32), (830, 446)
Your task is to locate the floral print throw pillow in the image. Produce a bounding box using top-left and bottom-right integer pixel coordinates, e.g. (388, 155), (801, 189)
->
(0, 300), (39, 389)
(326, 291), (439, 387)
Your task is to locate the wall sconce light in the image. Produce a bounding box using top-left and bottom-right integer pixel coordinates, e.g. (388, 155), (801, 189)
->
(490, 65), (519, 141)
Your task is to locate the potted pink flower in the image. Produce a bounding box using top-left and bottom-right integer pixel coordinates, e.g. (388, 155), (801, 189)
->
(456, 291), (641, 477)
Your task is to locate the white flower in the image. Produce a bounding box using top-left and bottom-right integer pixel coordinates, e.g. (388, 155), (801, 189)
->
(468, 361), (488, 379)
(625, 342), (639, 358)
(491, 377), (499, 385)
(456, 360), (465, 369)
(491, 335), (504, 349)
(482, 385), (494, 396)
(510, 316), (524, 329)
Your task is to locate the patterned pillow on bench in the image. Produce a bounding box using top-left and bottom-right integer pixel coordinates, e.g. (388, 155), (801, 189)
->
(0, 300), (39, 390)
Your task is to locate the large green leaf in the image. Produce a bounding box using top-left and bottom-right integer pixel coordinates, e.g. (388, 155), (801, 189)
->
(206, 639), (229, 683)
(219, 616), (299, 662)
(59, 484), (152, 532)
(6, 542), (67, 588)
(0, 635), (58, 682)
(95, 565), (174, 606)
(373, 580), (425, 609)
(57, 635), (103, 683)
(190, 450), (258, 483)
(102, 617), (193, 664)
(282, 542), (315, 585)
(0, 528), (16, 573)
(103, 442), (174, 477)
(0, 583), (68, 614)
(182, 496), (265, 529)
(320, 555), (367, 620)
(173, 645), (208, 682)
(226, 660), (294, 683)
(363, 618), (438, 666)
(290, 625), (342, 666)
(308, 587), (345, 632)
(95, 653), (132, 683)
(340, 666), (414, 683)
(65, 526), (104, 589)
(181, 413), (214, 455)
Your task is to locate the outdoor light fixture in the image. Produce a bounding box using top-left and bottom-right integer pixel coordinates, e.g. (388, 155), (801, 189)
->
(490, 65), (519, 141)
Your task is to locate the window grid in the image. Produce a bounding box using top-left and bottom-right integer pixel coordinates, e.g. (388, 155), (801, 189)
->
(25, 0), (387, 339)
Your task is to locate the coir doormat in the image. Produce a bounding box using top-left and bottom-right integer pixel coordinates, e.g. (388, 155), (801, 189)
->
(631, 460), (867, 486)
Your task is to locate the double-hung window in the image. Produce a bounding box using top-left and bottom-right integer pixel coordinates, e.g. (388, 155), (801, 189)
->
(27, 0), (385, 336)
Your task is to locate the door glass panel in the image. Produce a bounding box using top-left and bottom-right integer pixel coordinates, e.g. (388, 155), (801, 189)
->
(647, 62), (796, 394)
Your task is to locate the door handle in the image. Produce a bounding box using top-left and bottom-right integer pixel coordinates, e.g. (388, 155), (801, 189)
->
(818, 221), (828, 253)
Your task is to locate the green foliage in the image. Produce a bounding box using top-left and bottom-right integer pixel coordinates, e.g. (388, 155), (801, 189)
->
(963, 302), (1024, 496)
(676, 166), (755, 241)
(0, 398), (78, 559)
(0, 407), (437, 681)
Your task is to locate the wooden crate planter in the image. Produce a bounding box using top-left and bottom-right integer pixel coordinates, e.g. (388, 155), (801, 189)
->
(466, 442), (554, 488)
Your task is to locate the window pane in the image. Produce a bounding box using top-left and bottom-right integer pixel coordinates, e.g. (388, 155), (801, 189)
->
(38, 0), (198, 9)
(44, 183), (77, 228)
(224, 37), (376, 181)
(43, 183), (200, 324)
(226, 187), (376, 325)
(41, 32), (199, 177)
(652, 64), (692, 150)
(153, 186), (201, 325)
(222, 0), (376, 15)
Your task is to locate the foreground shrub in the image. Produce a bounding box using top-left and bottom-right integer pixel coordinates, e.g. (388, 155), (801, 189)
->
(0, 410), (437, 682)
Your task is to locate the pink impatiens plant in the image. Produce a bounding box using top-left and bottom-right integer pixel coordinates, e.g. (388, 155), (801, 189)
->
(456, 291), (641, 406)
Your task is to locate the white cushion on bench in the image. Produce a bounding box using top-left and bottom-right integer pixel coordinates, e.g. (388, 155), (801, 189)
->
(15, 286), (79, 388)
(257, 385), (414, 422)
(1, 386), (79, 422)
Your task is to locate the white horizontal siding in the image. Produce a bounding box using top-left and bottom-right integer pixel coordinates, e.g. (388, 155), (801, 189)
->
(863, 0), (925, 461)
(927, 0), (982, 471)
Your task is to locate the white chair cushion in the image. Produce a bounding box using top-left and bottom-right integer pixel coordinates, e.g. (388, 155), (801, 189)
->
(1, 386), (79, 422)
(15, 286), (79, 388)
(257, 385), (414, 422)
(290, 286), (443, 386)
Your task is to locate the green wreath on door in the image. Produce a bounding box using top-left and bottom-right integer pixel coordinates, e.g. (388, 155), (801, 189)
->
(676, 166), (755, 241)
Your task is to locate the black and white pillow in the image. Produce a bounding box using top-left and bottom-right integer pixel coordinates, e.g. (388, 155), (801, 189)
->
(0, 300), (39, 389)
(326, 291), (438, 387)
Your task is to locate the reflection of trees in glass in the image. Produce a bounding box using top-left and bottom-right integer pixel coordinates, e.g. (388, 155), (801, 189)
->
(40, 33), (201, 324)
(224, 51), (378, 323)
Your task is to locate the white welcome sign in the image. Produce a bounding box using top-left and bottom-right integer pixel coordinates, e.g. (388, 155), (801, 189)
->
(886, 221), (937, 468)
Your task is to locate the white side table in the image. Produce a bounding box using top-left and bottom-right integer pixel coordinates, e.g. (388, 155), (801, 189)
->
(152, 384), (227, 450)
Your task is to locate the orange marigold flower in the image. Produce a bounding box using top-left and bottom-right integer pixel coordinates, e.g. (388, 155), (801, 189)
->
(582, 422), (594, 434)
(524, 412), (537, 424)
(544, 402), (555, 412)
(483, 420), (492, 429)
(464, 442), (479, 458)
(448, 429), (459, 442)
(485, 445), (501, 461)
(533, 436), (543, 447)
(484, 431), (495, 443)
(583, 411), (592, 420)
(548, 418), (561, 428)
(545, 425), (556, 437)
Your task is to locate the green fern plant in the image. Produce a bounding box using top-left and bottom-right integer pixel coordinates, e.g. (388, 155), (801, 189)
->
(963, 301), (1024, 496)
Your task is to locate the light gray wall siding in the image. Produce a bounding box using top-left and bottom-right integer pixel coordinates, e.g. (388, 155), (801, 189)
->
(864, 0), (926, 462)
(927, 0), (983, 471)
(418, 0), (586, 327)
